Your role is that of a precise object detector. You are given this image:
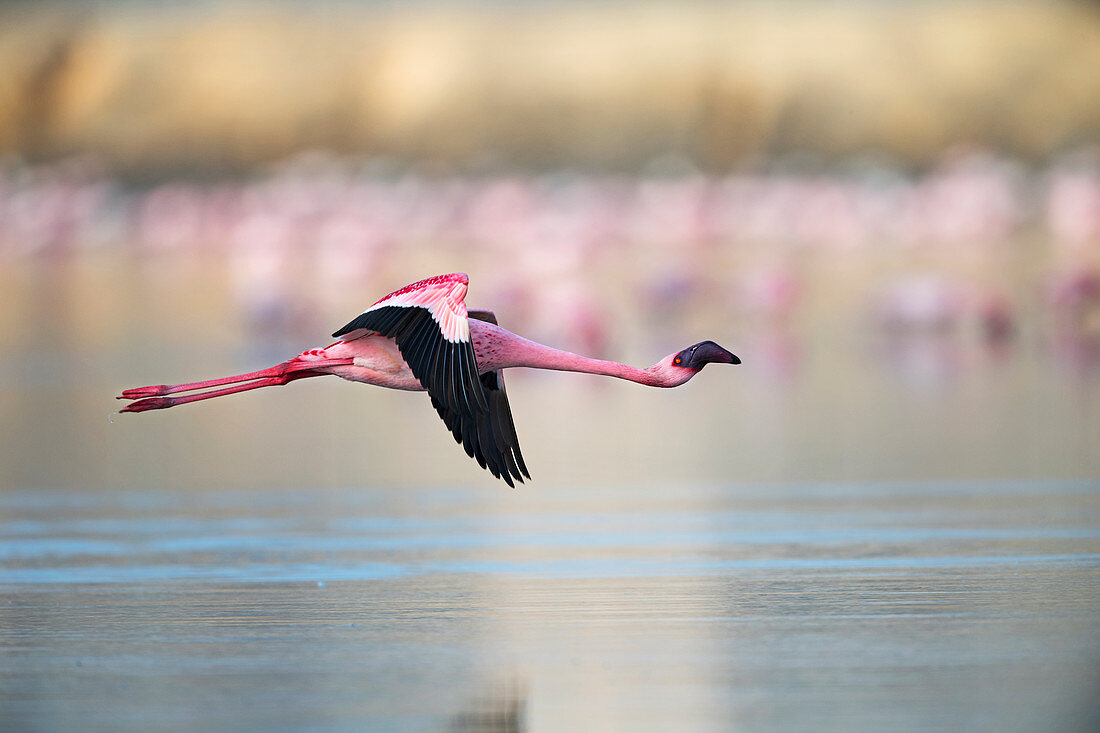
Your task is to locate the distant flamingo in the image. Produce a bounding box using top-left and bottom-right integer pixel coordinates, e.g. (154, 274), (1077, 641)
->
(118, 273), (740, 486)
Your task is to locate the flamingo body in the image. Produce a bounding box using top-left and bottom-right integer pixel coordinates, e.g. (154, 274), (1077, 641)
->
(119, 274), (740, 486)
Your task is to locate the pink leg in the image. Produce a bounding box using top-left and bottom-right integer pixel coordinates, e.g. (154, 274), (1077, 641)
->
(119, 370), (323, 412)
(118, 358), (354, 400)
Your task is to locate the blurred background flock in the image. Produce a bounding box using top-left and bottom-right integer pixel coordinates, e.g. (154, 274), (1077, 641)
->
(2, 0), (1099, 488)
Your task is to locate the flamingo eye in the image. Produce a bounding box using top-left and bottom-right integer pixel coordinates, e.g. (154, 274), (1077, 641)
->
(674, 356), (683, 366)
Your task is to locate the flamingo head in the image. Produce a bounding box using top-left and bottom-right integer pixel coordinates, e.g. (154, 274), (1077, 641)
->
(672, 341), (741, 371)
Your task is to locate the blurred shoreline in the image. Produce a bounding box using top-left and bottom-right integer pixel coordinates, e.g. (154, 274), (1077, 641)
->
(2, 1), (1099, 175)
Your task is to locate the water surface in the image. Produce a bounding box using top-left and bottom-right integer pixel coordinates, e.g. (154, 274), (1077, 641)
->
(3, 480), (1098, 732)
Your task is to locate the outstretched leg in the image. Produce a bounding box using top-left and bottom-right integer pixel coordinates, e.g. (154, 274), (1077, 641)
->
(120, 370), (325, 412)
(117, 353), (355, 411)
(118, 357), (353, 400)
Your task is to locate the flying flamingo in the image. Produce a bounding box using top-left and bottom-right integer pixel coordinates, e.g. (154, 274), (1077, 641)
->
(117, 273), (740, 486)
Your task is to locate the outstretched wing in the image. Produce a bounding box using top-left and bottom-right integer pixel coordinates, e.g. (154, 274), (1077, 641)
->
(332, 274), (528, 486)
(467, 310), (530, 484)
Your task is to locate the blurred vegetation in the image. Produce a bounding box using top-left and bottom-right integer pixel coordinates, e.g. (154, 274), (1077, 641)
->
(1, 1), (1099, 176)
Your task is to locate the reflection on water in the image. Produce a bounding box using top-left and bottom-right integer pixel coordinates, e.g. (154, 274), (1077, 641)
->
(2, 481), (1099, 731)
(450, 682), (526, 733)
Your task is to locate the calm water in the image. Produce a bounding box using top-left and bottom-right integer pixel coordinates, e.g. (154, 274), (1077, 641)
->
(3, 481), (1099, 732)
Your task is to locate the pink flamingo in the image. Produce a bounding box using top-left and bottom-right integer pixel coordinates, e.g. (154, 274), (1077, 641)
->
(117, 273), (740, 486)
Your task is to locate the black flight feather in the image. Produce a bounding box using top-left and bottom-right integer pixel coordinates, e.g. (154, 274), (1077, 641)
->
(332, 305), (528, 486)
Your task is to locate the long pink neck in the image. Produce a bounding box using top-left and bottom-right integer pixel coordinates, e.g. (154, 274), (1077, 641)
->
(489, 329), (670, 387)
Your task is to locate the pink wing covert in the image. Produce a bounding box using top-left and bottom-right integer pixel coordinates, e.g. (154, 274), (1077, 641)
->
(361, 273), (471, 343)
